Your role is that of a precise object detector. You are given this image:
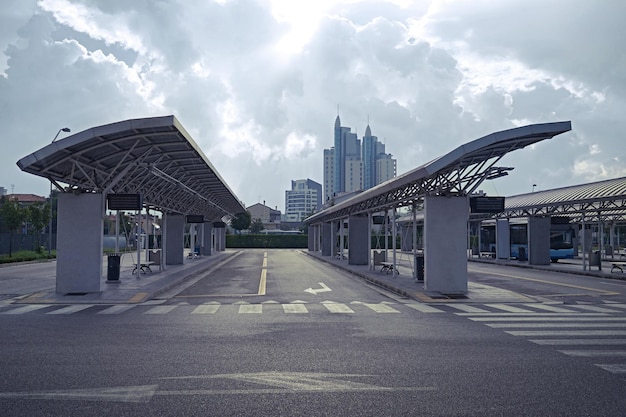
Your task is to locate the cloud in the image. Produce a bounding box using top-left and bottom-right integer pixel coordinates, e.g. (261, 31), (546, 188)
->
(1, 0), (625, 211)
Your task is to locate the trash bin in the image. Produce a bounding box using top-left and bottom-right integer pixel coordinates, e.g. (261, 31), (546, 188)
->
(590, 250), (601, 270)
(107, 253), (121, 282)
(415, 254), (424, 282)
(518, 246), (527, 262)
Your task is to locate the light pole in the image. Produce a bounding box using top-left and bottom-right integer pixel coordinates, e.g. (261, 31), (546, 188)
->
(49, 127), (71, 256)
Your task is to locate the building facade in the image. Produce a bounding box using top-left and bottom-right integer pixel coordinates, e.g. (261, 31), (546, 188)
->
(247, 202), (281, 230)
(285, 179), (322, 222)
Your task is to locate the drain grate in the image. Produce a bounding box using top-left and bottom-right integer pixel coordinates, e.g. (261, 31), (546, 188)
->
(65, 292), (88, 296)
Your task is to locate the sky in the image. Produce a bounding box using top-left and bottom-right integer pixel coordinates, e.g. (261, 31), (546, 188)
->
(1, 0), (625, 212)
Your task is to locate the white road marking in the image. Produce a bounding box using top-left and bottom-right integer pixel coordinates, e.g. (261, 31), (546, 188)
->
(97, 305), (136, 315)
(144, 306), (178, 315)
(192, 304), (221, 314)
(282, 304), (308, 314)
(47, 304), (95, 315)
(321, 302), (354, 314)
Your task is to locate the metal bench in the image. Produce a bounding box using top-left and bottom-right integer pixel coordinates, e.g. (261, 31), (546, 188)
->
(380, 261), (399, 275)
(610, 261), (626, 273)
(132, 262), (155, 274)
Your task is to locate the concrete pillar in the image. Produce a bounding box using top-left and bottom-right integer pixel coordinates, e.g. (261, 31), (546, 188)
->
(213, 222), (226, 251)
(321, 222), (332, 256)
(164, 213), (184, 265)
(308, 225), (315, 251)
(423, 195), (468, 295)
(348, 214), (369, 265)
(201, 223), (213, 256)
(56, 192), (104, 294)
(496, 218), (510, 259)
(528, 216), (551, 265)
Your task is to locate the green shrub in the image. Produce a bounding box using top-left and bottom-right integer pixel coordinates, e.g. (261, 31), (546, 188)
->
(226, 234), (308, 248)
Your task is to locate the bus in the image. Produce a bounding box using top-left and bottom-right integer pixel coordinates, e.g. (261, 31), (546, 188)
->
(480, 217), (576, 262)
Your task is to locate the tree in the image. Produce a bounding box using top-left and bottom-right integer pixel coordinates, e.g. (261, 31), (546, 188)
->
(250, 218), (264, 234)
(27, 202), (50, 252)
(230, 211), (251, 234)
(0, 196), (26, 257)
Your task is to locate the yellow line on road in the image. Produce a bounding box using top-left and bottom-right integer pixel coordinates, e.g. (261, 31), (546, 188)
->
(258, 252), (267, 295)
(468, 267), (619, 295)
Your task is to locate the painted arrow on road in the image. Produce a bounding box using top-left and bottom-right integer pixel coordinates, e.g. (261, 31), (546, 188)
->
(304, 282), (332, 295)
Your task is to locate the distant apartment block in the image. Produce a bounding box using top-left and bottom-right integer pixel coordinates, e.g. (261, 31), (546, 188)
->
(285, 179), (322, 222)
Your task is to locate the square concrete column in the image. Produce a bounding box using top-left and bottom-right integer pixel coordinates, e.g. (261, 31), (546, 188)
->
(348, 215), (369, 265)
(496, 219), (510, 259)
(56, 192), (104, 294)
(424, 195), (469, 295)
(213, 222), (226, 251)
(528, 216), (551, 265)
(308, 225), (315, 251)
(201, 222), (213, 256)
(164, 213), (184, 265)
(321, 222), (333, 256)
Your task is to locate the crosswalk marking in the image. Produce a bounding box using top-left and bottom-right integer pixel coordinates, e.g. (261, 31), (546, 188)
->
(1, 301), (625, 319)
(192, 304), (221, 314)
(448, 304), (490, 313)
(506, 330), (626, 337)
(322, 302), (354, 314)
(484, 303), (534, 313)
(529, 339), (626, 346)
(566, 304), (622, 313)
(470, 316), (625, 322)
(282, 304), (308, 314)
(596, 364), (626, 374)
(489, 322), (626, 328)
(144, 305), (178, 315)
(97, 305), (136, 315)
(239, 304), (262, 314)
(404, 303), (445, 313)
(353, 302), (400, 313)
(558, 350), (626, 357)
(46, 304), (95, 315)
(1, 304), (51, 314)
(522, 303), (575, 313)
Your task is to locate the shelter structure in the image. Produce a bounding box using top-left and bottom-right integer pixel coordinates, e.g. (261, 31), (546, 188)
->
(305, 122), (572, 295)
(476, 177), (626, 270)
(17, 115), (245, 294)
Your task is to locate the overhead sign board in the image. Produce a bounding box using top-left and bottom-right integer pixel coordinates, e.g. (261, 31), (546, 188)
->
(107, 193), (142, 211)
(186, 215), (205, 223)
(470, 196), (505, 213)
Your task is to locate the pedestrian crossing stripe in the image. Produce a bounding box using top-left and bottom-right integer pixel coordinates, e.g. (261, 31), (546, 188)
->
(3, 301), (626, 316)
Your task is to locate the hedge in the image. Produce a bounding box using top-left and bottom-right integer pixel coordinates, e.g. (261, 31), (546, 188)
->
(227, 234), (308, 248)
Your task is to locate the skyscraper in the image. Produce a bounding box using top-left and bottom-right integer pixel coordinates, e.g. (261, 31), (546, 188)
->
(324, 114), (396, 203)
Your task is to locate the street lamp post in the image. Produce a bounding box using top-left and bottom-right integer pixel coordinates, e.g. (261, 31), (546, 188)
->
(49, 127), (71, 256)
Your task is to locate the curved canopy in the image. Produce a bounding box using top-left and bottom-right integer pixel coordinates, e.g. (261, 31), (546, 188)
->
(17, 115), (245, 221)
(306, 121), (572, 224)
(497, 176), (626, 222)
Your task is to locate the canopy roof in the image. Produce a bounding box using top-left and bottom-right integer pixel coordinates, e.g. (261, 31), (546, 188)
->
(497, 176), (626, 222)
(306, 121), (572, 224)
(17, 115), (245, 220)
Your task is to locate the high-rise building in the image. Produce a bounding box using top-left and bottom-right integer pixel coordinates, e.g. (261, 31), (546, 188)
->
(323, 148), (334, 202)
(285, 179), (322, 222)
(376, 153), (397, 184)
(324, 115), (396, 203)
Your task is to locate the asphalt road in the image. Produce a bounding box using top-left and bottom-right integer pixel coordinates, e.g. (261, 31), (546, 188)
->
(1, 249), (626, 416)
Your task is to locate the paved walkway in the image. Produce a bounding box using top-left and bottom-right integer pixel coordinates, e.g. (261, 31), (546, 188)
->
(2, 250), (237, 305)
(1, 249), (624, 305)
